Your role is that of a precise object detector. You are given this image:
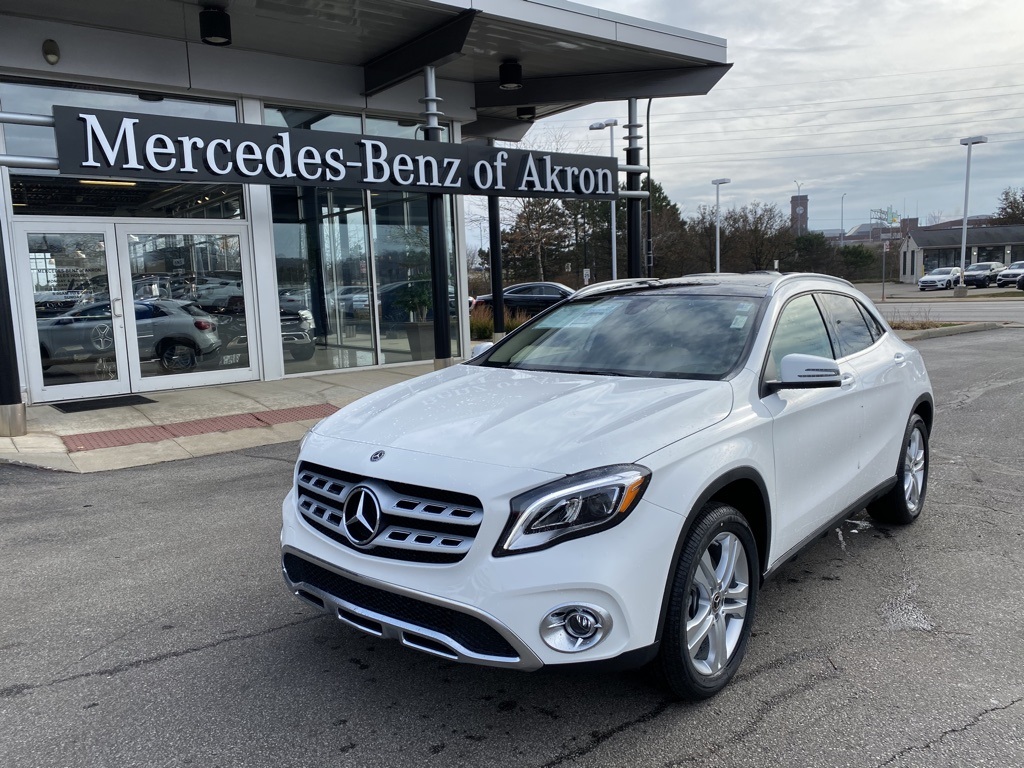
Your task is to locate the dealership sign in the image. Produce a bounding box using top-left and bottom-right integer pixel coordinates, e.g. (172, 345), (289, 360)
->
(53, 107), (616, 200)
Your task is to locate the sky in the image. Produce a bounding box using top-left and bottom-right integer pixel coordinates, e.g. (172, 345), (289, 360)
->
(516, 0), (1024, 237)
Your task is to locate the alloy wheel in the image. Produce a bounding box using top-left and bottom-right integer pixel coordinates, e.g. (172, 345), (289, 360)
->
(686, 532), (750, 677)
(903, 426), (927, 513)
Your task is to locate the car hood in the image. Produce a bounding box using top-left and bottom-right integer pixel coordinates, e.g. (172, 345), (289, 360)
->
(309, 364), (733, 474)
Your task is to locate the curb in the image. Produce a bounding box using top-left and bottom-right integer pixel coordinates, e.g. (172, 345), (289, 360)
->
(896, 322), (1004, 341)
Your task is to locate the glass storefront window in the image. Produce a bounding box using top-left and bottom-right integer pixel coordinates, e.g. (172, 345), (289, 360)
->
(0, 80), (236, 170)
(1, 80), (244, 219)
(272, 186), (376, 373)
(369, 191), (459, 362)
(264, 106), (361, 134)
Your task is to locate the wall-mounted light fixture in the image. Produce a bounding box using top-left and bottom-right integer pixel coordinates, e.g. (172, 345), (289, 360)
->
(42, 39), (60, 65)
(516, 106), (536, 121)
(499, 59), (523, 90)
(200, 6), (232, 46)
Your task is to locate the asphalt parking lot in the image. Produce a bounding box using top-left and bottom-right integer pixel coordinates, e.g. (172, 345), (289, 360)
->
(2, 327), (1023, 768)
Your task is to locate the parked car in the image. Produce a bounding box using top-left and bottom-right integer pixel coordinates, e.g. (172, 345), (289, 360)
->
(996, 261), (1024, 287)
(37, 299), (220, 373)
(917, 267), (962, 290)
(962, 261), (1006, 288)
(473, 281), (574, 315)
(280, 273), (933, 700)
(200, 294), (316, 362)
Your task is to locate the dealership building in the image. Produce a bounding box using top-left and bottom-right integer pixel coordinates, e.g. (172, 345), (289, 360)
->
(0, 0), (728, 434)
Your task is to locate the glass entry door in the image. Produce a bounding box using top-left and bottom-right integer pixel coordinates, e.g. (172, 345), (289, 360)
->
(15, 220), (257, 403)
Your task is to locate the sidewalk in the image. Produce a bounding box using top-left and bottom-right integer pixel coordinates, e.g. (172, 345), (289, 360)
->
(0, 363), (434, 473)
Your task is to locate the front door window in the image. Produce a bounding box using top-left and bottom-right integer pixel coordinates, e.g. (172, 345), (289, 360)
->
(30, 231), (126, 388)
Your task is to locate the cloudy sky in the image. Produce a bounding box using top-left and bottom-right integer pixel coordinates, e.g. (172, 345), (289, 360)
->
(530, 0), (1024, 234)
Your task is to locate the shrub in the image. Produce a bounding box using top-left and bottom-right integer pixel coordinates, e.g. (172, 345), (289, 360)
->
(469, 305), (532, 339)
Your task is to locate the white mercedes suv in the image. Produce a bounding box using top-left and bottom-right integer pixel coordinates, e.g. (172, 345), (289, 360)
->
(280, 273), (933, 699)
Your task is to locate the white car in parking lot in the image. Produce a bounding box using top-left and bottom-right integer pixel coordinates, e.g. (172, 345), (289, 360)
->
(918, 266), (962, 290)
(281, 273), (933, 699)
(996, 261), (1024, 287)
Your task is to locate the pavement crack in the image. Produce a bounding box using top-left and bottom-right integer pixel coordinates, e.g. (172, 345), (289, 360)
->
(540, 699), (675, 767)
(0, 614), (324, 699)
(874, 697), (1023, 767)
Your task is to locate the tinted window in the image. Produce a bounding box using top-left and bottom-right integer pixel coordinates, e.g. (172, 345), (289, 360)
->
(765, 294), (833, 380)
(817, 293), (876, 357)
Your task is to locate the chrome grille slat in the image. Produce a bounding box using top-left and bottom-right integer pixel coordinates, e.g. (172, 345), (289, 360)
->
(295, 462), (483, 564)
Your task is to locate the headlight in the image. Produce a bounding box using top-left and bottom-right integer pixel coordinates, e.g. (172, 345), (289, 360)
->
(494, 465), (651, 556)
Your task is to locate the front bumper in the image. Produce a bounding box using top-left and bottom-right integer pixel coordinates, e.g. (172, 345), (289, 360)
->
(279, 447), (684, 670)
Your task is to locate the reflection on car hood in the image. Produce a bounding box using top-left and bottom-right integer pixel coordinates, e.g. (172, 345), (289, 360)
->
(310, 364), (733, 473)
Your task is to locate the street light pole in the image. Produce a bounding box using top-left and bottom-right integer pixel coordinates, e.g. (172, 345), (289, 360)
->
(712, 178), (730, 273)
(956, 136), (987, 297)
(840, 192), (847, 248)
(590, 118), (619, 280)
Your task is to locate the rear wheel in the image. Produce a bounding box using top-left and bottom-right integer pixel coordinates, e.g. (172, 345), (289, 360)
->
(158, 340), (198, 372)
(867, 413), (928, 525)
(658, 502), (759, 700)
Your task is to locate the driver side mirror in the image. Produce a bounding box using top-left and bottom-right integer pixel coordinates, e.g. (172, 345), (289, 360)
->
(764, 353), (842, 395)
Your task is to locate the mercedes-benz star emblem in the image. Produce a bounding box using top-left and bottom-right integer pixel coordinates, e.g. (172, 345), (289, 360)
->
(341, 486), (382, 547)
(370, 450), (385, 462)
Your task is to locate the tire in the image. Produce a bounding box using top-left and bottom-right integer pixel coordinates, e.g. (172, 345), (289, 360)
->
(982, 277), (990, 288)
(658, 502), (759, 700)
(944, 280), (951, 290)
(867, 413), (929, 525)
(158, 340), (198, 372)
(919, 287), (925, 291)
(290, 343), (316, 361)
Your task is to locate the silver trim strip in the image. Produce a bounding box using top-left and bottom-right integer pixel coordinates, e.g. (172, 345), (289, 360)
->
(281, 546), (543, 670)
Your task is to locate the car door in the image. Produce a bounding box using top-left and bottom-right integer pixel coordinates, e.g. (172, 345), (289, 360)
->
(818, 293), (908, 497)
(761, 293), (865, 557)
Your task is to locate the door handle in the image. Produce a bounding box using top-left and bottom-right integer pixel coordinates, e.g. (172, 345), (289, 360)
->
(840, 372), (856, 388)
(893, 352), (906, 366)
(112, 298), (124, 318)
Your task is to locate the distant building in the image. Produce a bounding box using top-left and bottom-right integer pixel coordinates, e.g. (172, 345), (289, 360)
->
(898, 222), (1024, 283)
(790, 195), (809, 235)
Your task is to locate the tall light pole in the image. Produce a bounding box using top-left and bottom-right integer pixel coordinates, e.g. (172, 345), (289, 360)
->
(590, 118), (619, 279)
(712, 178), (730, 273)
(840, 192), (847, 248)
(956, 136), (987, 297)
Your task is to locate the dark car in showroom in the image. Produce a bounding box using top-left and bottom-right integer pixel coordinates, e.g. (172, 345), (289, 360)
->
(473, 282), (573, 316)
(962, 261), (1006, 288)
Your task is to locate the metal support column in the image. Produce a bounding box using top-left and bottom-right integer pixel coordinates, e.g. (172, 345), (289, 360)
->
(0, 225), (26, 436)
(487, 193), (505, 339)
(420, 67), (455, 368)
(625, 99), (643, 278)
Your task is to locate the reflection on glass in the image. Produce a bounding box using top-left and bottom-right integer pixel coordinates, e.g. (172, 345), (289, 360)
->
(0, 80), (235, 170)
(370, 192), (458, 362)
(30, 232), (121, 386)
(264, 106), (361, 134)
(272, 186), (376, 373)
(125, 233), (246, 376)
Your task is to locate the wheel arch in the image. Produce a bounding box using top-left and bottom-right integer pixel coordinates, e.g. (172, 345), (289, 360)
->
(652, 467), (772, 649)
(912, 393), (934, 435)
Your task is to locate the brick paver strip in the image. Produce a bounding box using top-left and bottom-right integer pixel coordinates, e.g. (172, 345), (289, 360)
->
(61, 403), (340, 453)
(252, 403), (338, 425)
(63, 425), (174, 452)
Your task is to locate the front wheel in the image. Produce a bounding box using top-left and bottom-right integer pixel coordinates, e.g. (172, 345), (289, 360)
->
(658, 502), (759, 700)
(944, 280), (952, 289)
(867, 413), (929, 525)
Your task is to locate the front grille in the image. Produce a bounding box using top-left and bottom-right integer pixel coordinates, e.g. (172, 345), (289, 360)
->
(282, 553), (518, 658)
(295, 461), (484, 564)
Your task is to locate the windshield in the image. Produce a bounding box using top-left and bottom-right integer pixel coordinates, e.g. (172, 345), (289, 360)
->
(930, 268), (955, 275)
(966, 264), (987, 271)
(1010, 262), (1024, 270)
(476, 292), (762, 380)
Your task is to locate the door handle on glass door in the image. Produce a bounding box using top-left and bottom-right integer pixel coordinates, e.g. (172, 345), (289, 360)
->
(112, 298), (123, 318)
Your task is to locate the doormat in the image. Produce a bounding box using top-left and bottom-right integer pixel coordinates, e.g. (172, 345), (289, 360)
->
(50, 395), (156, 414)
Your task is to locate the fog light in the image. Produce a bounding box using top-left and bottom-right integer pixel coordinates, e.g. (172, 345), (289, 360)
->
(540, 603), (612, 653)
